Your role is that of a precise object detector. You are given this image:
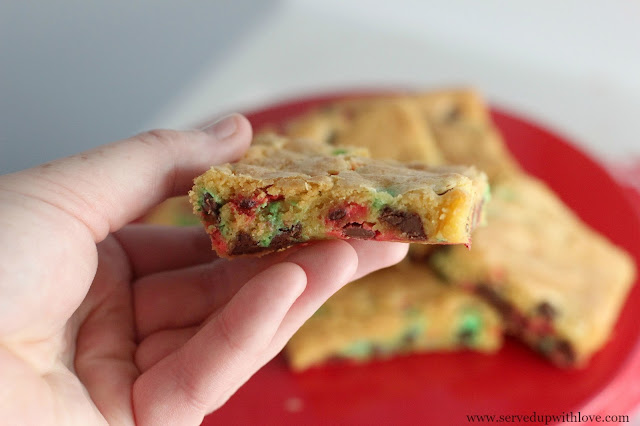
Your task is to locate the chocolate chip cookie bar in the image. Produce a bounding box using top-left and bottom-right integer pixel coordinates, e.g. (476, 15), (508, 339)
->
(413, 89), (522, 182)
(429, 174), (636, 367)
(285, 260), (503, 371)
(274, 89), (520, 182)
(189, 134), (489, 257)
(284, 96), (444, 165)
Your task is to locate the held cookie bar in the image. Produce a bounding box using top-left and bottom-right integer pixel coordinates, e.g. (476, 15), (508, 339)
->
(285, 260), (503, 371)
(189, 134), (489, 257)
(429, 174), (636, 367)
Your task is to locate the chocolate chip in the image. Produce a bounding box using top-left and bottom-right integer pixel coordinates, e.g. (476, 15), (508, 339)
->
(328, 208), (347, 221)
(269, 223), (303, 250)
(476, 285), (574, 366)
(342, 223), (375, 239)
(326, 130), (338, 145)
(378, 207), (407, 227)
(402, 332), (418, 346)
(325, 355), (344, 365)
(475, 284), (501, 306)
(342, 107), (357, 122)
(435, 188), (452, 196)
(269, 235), (294, 250)
(550, 340), (576, 366)
(286, 223), (303, 239)
(458, 329), (475, 345)
(370, 345), (386, 357)
(536, 302), (557, 320)
(475, 284), (525, 334)
(445, 105), (462, 123)
(378, 207), (427, 240)
(230, 232), (264, 255)
(238, 198), (256, 210)
(202, 193), (221, 223)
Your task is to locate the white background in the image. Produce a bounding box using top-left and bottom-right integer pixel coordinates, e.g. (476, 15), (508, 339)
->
(150, 0), (640, 164)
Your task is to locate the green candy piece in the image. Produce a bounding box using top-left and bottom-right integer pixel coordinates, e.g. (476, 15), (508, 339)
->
(218, 221), (232, 238)
(258, 234), (275, 247)
(266, 200), (282, 217)
(537, 336), (555, 355)
(372, 198), (385, 210)
(484, 183), (492, 202)
(331, 148), (348, 155)
(404, 306), (421, 318)
(379, 187), (398, 197)
(404, 319), (426, 340)
(201, 189), (223, 204)
(341, 341), (374, 359)
(257, 200), (285, 247)
(459, 310), (483, 335)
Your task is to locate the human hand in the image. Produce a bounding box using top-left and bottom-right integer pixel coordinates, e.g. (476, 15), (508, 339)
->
(0, 114), (408, 425)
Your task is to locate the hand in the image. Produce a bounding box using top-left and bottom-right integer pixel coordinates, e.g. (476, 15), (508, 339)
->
(0, 114), (408, 425)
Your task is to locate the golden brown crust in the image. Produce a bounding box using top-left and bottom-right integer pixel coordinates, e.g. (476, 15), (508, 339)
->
(284, 96), (444, 165)
(413, 89), (521, 182)
(273, 89), (520, 182)
(285, 260), (503, 370)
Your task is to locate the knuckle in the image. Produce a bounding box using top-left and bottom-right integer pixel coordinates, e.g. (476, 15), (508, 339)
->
(134, 129), (183, 151)
(172, 364), (210, 414)
(216, 310), (250, 358)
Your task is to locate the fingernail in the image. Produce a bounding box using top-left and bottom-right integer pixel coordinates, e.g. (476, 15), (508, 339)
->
(202, 114), (238, 140)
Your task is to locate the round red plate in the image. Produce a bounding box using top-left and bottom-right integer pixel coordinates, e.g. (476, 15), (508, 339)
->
(202, 93), (640, 425)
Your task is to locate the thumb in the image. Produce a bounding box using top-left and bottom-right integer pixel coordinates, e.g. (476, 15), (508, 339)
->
(3, 114), (252, 242)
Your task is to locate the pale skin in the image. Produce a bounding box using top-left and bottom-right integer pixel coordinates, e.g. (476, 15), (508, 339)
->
(0, 114), (408, 425)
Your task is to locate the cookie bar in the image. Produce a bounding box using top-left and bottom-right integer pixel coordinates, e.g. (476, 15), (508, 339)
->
(429, 174), (636, 367)
(274, 90), (521, 182)
(141, 196), (200, 226)
(283, 96), (444, 165)
(285, 260), (503, 371)
(189, 134), (489, 257)
(413, 89), (521, 181)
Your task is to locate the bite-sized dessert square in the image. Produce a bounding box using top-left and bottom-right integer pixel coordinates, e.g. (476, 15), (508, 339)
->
(273, 89), (521, 182)
(429, 174), (636, 367)
(283, 96), (444, 165)
(413, 89), (522, 182)
(285, 260), (503, 371)
(189, 134), (489, 257)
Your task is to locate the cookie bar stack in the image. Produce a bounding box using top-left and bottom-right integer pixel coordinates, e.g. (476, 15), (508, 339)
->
(144, 88), (636, 370)
(276, 89), (636, 369)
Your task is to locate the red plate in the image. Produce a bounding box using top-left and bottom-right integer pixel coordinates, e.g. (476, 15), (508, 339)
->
(202, 93), (640, 425)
